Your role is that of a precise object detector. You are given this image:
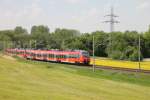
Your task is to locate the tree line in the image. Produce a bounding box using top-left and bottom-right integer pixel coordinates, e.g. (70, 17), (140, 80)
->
(0, 25), (150, 61)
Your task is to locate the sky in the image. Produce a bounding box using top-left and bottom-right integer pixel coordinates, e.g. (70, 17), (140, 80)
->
(0, 0), (150, 33)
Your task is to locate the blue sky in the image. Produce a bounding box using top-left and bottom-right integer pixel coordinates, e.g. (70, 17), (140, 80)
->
(0, 0), (150, 33)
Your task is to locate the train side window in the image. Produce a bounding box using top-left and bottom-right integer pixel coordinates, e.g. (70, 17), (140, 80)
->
(57, 55), (60, 58)
(70, 54), (75, 58)
(49, 54), (51, 58)
(73, 55), (76, 58)
(71, 55), (74, 58)
(55, 55), (58, 58)
(74, 54), (79, 58)
(68, 55), (70, 58)
(65, 55), (67, 58)
(69, 55), (72, 58)
(68, 55), (71, 58)
(76, 54), (79, 58)
(63, 55), (66, 58)
(78, 55), (80, 58)
(44, 54), (46, 57)
(73, 55), (78, 58)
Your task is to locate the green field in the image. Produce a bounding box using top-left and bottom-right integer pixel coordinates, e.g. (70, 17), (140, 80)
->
(0, 55), (150, 100)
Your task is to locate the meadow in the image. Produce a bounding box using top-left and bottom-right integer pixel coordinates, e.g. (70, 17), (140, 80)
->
(0, 55), (150, 100)
(91, 57), (150, 70)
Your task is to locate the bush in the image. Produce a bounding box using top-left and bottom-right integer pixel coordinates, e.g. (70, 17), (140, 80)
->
(128, 48), (143, 61)
(110, 51), (126, 60)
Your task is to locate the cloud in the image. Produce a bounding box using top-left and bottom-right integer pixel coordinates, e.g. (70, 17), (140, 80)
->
(64, 0), (82, 4)
(0, 0), (47, 30)
(70, 8), (100, 23)
(25, 3), (43, 19)
(137, 0), (150, 10)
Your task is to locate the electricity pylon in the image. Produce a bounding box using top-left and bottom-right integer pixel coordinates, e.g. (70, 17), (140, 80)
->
(103, 7), (119, 32)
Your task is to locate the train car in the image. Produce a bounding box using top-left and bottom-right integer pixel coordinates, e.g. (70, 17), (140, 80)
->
(25, 49), (36, 60)
(29, 50), (90, 65)
(16, 49), (26, 58)
(6, 48), (26, 57)
(45, 50), (90, 64)
(6, 49), (90, 65)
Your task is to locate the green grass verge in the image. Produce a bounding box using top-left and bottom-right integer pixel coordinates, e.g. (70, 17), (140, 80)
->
(0, 55), (150, 100)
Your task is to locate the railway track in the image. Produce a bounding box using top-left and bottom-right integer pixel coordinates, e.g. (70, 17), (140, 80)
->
(87, 65), (150, 74)
(30, 59), (150, 74)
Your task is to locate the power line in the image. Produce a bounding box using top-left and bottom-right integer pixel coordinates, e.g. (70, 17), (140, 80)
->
(103, 6), (119, 32)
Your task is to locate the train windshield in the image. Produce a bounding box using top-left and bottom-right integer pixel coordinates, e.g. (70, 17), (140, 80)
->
(82, 51), (89, 57)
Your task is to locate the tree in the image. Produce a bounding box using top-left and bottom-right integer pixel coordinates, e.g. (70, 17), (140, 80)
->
(0, 34), (11, 50)
(13, 26), (29, 48)
(92, 31), (108, 57)
(31, 25), (49, 35)
(52, 28), (80, 49)
(31, 25), (50, 49)
(14, 26), (27, 35)
(106, 32), (127, 60)
(143, 27), (150, 58)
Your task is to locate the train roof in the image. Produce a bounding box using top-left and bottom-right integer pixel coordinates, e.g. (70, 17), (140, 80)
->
(7, 48), (89, 54)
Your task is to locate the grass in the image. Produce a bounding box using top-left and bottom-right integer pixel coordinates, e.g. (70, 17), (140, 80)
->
(0, 55), (150, 100)
(91, 57), (150, 70)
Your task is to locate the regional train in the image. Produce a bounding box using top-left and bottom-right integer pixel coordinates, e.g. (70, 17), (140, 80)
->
(5, 48), (90, 65)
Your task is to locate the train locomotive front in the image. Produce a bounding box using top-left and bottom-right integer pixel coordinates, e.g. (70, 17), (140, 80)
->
(78, 50), (90, 65)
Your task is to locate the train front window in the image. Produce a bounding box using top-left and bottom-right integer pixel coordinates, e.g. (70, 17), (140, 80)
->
(82, 51), (89, 57)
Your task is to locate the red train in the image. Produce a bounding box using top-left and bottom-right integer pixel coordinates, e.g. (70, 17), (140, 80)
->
(6, 48), (90, 65)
